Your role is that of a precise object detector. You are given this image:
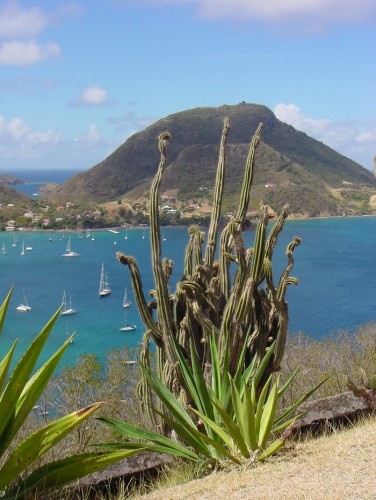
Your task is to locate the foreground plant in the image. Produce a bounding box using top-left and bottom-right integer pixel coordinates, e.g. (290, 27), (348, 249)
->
(0, 288), (140, 499)
(99, 338), (327, 467)
(117, 120), (301, 430)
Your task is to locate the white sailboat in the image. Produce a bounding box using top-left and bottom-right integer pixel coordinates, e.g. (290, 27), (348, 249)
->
(142, 230), (146, 240)
(163, 232), (167, 241)
(119, 311), (136, 331)
(21, 242), (25, 256)
(99, 262), (111, 297)
(11, 233), (17, 247)
(2, 242), (6, 255)
(123, 288), (131, 308)
(62, 235), (79, 257)
(16, 290), (31, 312)
(61, 291), (76, 316)
(124, 230), (128, 240)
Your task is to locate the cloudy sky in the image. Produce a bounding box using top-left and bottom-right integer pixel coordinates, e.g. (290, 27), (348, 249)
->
(0, 0), (375, 173)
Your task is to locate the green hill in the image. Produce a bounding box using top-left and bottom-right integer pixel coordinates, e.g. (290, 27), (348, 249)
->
(52, 103), (376, 217)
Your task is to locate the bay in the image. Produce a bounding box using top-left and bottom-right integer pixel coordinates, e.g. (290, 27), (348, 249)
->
(1, 216), (376, 369)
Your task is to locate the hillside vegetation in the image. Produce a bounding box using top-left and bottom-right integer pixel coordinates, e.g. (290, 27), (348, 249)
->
(52, 103), (376, 217)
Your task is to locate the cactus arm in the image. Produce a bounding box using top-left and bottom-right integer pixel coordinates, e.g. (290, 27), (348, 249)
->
(235, 122), (263, 227)
(204, 118), (230, 269)
(150, 133), (175, 338)
(117, 252), (164, 347)
(271, 236), (301, 371)
(250, 206), (269, 283)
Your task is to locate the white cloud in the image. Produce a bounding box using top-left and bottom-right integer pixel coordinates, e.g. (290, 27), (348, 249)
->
(0, 115), (113, 169)
(0, 1), (68, 66)
(0, 114), (60, 145)
(130, 0), (376, 31)
(79, 86), (111, 106)
(0, 0), (47, 38)
(274, 103), (376, 170)
(0, 40), (61, 66)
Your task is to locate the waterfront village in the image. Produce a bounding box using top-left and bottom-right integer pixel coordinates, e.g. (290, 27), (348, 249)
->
(0, 188), (221, 232)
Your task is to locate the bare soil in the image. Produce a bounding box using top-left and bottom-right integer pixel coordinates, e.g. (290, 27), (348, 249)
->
(140, 415), (376, 500)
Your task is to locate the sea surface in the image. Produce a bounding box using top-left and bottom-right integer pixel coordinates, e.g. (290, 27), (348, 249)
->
(0, 169), (82, 197)
(1, 217), (376, 370)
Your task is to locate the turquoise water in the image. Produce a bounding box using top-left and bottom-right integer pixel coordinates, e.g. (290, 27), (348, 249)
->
(1, 217), (376, 368)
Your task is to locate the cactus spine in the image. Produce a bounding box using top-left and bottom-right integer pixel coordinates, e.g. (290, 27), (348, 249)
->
(117, 119), (300, 428)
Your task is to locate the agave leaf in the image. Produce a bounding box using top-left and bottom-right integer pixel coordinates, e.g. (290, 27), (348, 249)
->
(141, 364), (196, 429)
(242, 382), (257, 451)
(0, 287), (13, 337)
(99, 440), (199, 460)
(230, 378), (246, 438)
(98, 415), (202, 460)
(271, 414), (300, 434)
(0, 309), (60, 441)
(258, 379), (279, 449)
(247, 342), (276, 389)
(5, 336), (73, 451)
(0, 341), (17, 394)
(189, 407), (242, 464)
(145, 406), (212, 457)
(189, 338), (215, 422)
(277, 367), (300, 398)
(0, 402), (103, 489)
(274, 375), (330, 426)
(5, 450), (140, 499)
(207, 398), (250, 458)
(255, 375), (272, 437)
(258, 438), (284, 461)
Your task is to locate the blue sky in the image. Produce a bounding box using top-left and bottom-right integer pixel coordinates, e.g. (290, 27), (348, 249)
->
(0, 0), (375, 173)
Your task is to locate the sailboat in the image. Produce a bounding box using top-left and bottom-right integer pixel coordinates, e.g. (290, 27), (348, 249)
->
(60, 291), (76, 316)
(162, 232), (167, 241)
(2, 242), (6, 255)
(11, 233), (17, 247)
(99, 262), (111, 297)
(16, 290), (31, 312)
(62, 235), (79, 257)
(21, 242), (25, 256)
(119, 311), (136, 331)
(142, 230), (146, 240)
(124, 230), (128, 240)
(123, 288), (131, 308)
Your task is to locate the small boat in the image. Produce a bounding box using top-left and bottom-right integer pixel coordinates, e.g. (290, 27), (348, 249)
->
(26, 242), (32, 251)
(99, 262), (111, 297)
(60, 291), (76, 316)
(11, 233), (17, 247)
(123, 287), (131, 308)
(113, 235), (117, 245)
(2, 242), (6, 255)
(21, 241), (25, 256)
(16, 290), (31, 312)
(108, 229), (120, 234)
(142, 230), (146, 240)
(163, 233), (167, 241)
(119, 311), (136, 331)
(62, 235), (79, 257)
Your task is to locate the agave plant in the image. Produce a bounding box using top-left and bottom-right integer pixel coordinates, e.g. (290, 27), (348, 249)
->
(0, 288), (140, 499)
(117, 119), (301, 429)
(98, 337), (327, 467)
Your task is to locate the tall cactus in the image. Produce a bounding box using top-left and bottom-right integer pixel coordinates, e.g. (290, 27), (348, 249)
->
(117, 119), (300, 428)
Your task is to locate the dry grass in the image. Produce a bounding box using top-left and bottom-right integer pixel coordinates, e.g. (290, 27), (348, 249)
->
(139, 414), (376, 500)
